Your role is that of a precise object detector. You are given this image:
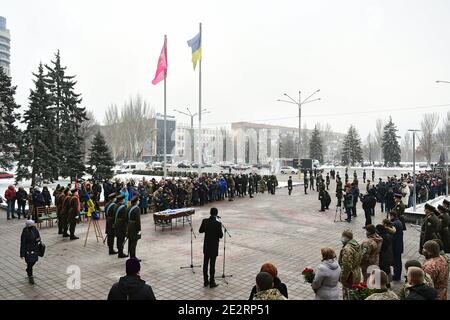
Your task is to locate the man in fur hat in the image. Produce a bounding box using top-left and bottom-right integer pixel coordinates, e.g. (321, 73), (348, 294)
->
(420, 203), (441, 254)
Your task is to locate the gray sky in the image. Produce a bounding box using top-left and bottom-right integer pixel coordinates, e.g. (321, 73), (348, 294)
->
(3, 0), (450, 140)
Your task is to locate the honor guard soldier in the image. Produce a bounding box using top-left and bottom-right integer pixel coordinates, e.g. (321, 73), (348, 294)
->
(392, 193), (406, 231)
(55, 186), (66, 235)
(437, 205), (450, 253)
(114, 194), (128, 258)
(105, 193), (118, 255)
(363, 169), (366, 183)
(326, 173), (330, 190)
(68, 189), (80, 240)
(127, 196), (142, 261)
(372, 169), (375, 182)
(61, 188), (71, 237)
(420, 204), (441, 254)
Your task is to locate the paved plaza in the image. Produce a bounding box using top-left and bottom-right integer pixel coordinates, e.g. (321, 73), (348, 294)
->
(0, 178), (445, 300)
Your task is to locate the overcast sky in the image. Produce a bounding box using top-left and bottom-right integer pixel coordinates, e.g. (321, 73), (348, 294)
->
(3, 0), (450, 140)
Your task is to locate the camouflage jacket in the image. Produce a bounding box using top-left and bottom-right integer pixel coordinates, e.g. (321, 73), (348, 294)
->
(361, 234), (383, 268)
(253, 288), (287, 300)
(365, 290), (399, 300)
(338, 239), (362, 287)
(423, 256), (449, 300)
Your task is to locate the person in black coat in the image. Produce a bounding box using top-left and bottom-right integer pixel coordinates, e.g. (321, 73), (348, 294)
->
(375, 224), (393, 276)
(405, 267), (437, 300)
(108, 258), (156, 300)
(127, 196), (142, 260)
(199, 207), (223, 288)
(42, 186), (51, 207)
(16, 187), (28, 219)
(287, 176), (293, 196)
(105, 193), (118, 255)
(20, 220), (41, 284)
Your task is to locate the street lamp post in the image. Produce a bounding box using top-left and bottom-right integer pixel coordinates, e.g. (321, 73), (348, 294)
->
(443, 146), (450, 197)
(277, 89), (321, 170)
(174, 107), (209, 163)
(408, 129), (420, 211)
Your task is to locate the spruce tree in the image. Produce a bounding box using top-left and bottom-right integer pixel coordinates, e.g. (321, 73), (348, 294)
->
(309, 126), (323, 163)
(0, 66), (21, 170)
(341, 125), (363, 166)
(88, 131), (115, 180)
(16, 63), (59, 186)
(46, 51), (87, 181)
(381, 117), (401, 167)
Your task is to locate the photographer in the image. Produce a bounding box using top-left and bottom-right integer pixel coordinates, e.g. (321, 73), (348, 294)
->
(343, 185), (353, 223)
(336, 177), (343, 208)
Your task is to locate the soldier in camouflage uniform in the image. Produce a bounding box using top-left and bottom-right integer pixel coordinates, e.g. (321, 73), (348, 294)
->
(185, 180), (193, 206)
(392, 193), (406, 230)
(360, 225), (383, 281)
(252, 272), (287, 301)
(365, 269), (399, 300)
(338, 229), (362, 300)
(420, 204), (441, 254)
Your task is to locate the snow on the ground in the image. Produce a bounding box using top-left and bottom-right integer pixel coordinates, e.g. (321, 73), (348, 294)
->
(405, 195), (450, 216)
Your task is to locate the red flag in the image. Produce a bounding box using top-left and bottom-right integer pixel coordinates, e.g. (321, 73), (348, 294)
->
(152, 36), (168, 85)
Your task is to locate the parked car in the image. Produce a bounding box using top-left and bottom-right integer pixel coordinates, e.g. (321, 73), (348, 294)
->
(191, 162), (204, 168)
(280, 166), (298, 174)
(177, 162), (190, 168)
(0, 172), (13, 179)
(203, 162), (212, 168)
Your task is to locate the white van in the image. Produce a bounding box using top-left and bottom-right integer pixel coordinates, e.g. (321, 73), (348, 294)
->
(151, 162), (163, 170)
(118, 162), (147, 174)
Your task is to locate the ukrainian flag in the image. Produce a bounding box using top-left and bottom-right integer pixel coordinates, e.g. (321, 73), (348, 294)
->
(187, 32), (201, 70)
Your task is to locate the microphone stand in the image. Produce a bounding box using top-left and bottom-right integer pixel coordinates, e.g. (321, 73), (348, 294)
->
(180, 219), (201, 273)
(217, 217), (232, 284)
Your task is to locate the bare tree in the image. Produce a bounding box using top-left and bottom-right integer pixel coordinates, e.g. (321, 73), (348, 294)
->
(316, 123), (333, 162)
(103, 104), (121, 161)
(363, 133), (376, 164)
(401, 132), (412, 162)
(437, 111), (450, 147)
(418, 113), (439, 165)
(374, 118), (384, 162)
(79, 110), (100, 161)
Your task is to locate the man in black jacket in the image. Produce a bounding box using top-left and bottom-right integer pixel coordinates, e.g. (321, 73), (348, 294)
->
(127, 196), (142, 260)
(107, 258), (156, 300)
(114, 194), (128, 258)
(405, 267), (437, 300)
(199, 207), (223, 288)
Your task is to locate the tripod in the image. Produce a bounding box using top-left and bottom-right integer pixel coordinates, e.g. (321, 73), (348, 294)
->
(83, 216), (104, 247)
(180, 218), (201, 273)
(334, 200), (344, 223)
(217, 217), (232, 284)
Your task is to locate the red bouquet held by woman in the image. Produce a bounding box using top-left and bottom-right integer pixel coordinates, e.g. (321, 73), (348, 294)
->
(302, 267), (315, 283)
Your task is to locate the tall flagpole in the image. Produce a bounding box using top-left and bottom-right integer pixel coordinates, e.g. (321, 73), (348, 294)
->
(163, 34), (167, 179)
(198, 23), (202, 177)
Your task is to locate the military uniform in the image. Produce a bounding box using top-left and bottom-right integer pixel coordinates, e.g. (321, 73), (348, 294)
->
(438, 206), (450, 253)
(338, 238), (362, 300)
(61, 193), (71, 237)
(114, 199), (128, 258)
(336, 180), (343, 207)
(303, 176), (308, 194)
(127, 201), (141, 259)
(253, 288), (287, 300)
(287, 177), (293, 196)
(326, 174), (330, 190)
(67, 193), (80, 240)
(56, 191), (65, 234)
(420, 211), (440, 253)
(365, 290), (399, 300)
(105, 197), (117, 254)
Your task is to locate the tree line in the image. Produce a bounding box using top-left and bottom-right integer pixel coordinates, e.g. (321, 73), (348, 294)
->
(0, 51), (115, 185)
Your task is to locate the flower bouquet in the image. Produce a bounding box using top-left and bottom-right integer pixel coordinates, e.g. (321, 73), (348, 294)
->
(302, 267), (315, 283)
(349, 281), (372, 300)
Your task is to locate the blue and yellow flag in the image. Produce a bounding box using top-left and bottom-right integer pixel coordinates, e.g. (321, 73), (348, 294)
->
(187, 32), (201, 70)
